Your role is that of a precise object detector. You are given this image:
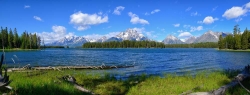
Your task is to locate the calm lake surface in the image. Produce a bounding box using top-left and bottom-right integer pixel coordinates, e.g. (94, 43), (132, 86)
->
(4, 48), (250, 76)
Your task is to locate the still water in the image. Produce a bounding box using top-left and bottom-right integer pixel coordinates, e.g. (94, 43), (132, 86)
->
(4, 48), (250, 76)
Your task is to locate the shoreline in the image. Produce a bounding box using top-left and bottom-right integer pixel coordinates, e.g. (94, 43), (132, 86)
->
(0, 48), (41, 51)
(216, 48), (250, 52)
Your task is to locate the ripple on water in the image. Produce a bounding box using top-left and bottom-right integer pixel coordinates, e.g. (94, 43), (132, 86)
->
(4, 48), (250, 76)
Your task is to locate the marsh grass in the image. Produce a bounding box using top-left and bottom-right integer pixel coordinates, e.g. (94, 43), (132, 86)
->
(1, 69), (250, 95)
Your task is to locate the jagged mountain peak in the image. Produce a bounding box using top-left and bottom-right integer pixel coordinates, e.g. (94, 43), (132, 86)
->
(185, 36), (196, 43)
(107, 28), (149, 41)
(162, 35), (183, 44)
(166, 35), (178, 40)
(194, 31), (222, 43)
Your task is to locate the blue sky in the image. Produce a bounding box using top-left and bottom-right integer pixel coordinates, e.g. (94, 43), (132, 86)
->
(1, 0), (250, 43)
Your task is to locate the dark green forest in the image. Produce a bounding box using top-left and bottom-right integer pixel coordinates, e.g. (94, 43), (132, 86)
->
(0, 27), (41, 49)
(218, 25), (250, 50)
(82, 40), (218, 48)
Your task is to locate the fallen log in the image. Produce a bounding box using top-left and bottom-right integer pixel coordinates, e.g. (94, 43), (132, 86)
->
(0, 54), (12, 90)
(188, 65), (250, 95)
(8, 64), (135, 72)
(61, 75), (94, 94)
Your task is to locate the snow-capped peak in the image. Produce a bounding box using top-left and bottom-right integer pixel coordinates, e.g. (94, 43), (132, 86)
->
(116, 28), (148, 41)
(166, 35), (178, 40)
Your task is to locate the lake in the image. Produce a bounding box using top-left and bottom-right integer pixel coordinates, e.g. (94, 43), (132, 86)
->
(3, 48), (250, 76)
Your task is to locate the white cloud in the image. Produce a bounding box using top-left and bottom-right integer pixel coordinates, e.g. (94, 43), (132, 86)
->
(145, 12), (150, 15)
(33, 16), (42, 21)
(145, 9), (160, 15)
(83, 32), (120, 40)
(222, 6), (247, 19)
(37, 25), (75, 43)
(191, 11), (200, 16)
(197, 21), (203, 24)
(128, 12), (149, 25)
(183, 25), (191, 28)
(212, 6), (218, 12)
(177, 30), (184, 33)
(173, 23), (180, 27)
(132, 27), (157, 38)
(185, 7), (192, 11)
(178, 32), (192, 38)
(190, 26), (203, 32)
(235, 18), (243, 22)
(70, 11), (108, 31)
(132, 27), (145, 34)
(245, 2), (250, 9)
(98, 11), (103, 15)
(113, 6), (125, 15)
(151, 9), (160, 14)
(203, 16), (218, 24)
(24, 5), (30, 8)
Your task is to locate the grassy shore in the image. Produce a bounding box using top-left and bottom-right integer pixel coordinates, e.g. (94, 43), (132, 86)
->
(0, 48), (40, 51)
(1, 69), (250, 95)
(216, 48), (250, 52)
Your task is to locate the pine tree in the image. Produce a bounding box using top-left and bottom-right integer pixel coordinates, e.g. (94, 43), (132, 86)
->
(13, 28), (19, 48)
(218, 35), (225, 49)
(21, 31), (27, 49)
(8, 28), (14, 49)
(0, 27), (3, 48)
(233, 25), (241, 49)
(241, 28), (248, 50)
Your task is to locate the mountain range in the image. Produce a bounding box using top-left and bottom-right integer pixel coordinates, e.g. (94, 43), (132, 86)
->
(46, 28), (229, 47)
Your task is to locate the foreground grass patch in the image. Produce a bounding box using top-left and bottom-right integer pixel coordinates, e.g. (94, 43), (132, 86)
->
(127, 71), (231, 95)
(2, 69), (250, 95)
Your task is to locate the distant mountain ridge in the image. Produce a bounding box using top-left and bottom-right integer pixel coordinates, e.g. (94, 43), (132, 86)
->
(47, 29), (229, 47)
(162, 35), (184, 44)
(162, 31), (230, 44)
(46, 28), (150, 47)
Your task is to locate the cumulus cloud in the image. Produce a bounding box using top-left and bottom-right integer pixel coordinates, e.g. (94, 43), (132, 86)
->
(151, 9), (160, 14)
(183, 25), (191, 28)
(145, 9), (160, 15)
(203, 16), (218, 24)
(128, 12), (149, 25)
(185, 7), (192, 11)
(197, 21), (203, 24)
(33, 16), (42, 21)
(132, 27), (157, 38)
(178, 32), (192, 38)
(113, 6), (125, 15)
(190, 26), (203, 32)
(37, 25), (75, 43)
(24, 5), (30, 8)
(222, 7), (247, 19)
(132, 27), (145, 34)
(144, 12), (150, 15)
(83, 32), (120, 40)
(212, 6), (218, 12)
(191, 11), (200, 16)
(177, 30), (184, 33)
(235, 18), (243, 22)
(70, 11), (108, 31)
(173, 23), (180, 27)
(246, 2), (250, 8)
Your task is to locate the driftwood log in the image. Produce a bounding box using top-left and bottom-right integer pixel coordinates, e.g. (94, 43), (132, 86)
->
(8, 64), (135, 72)
(0, 54), (12, 90)
(188, 65), (250, 95)
(61, 75), (94, 94)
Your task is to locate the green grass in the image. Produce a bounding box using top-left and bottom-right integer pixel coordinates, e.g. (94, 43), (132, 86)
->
(216, 48), (250, 52)
(1, 69), (250, 95)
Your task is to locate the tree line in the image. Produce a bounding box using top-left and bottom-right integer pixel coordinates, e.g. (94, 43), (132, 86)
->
(82, 40), (218, 48)
(0, 27), (41, 49)
(218, 25), (250, 50)
(83, 40), (166, 48)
